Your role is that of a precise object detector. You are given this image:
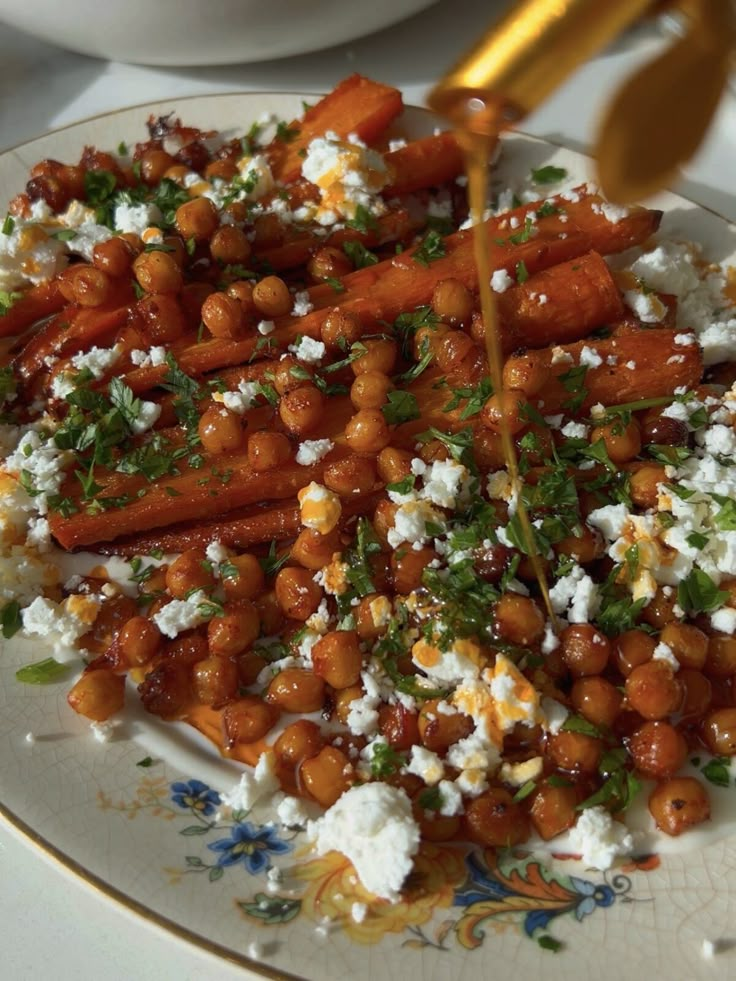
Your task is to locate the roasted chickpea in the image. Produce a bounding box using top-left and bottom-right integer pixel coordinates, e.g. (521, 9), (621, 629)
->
(464, 788), (531, 847)
(236, 650), (267, 687)
(222, 697), (277, 746)
(649, 777), (710, 836)
(70, 266), (111, 308)
(198, 406), (245, 454)
(630, 464), (667, 510)
(247, 431), (292, 472)
(67, 670), (125, 721)
(201, 291), (246, 339)
(252, 275), (292, 317)
(418, 698), (473, 753)
(138, 148), (176, 184)
(291, 527), (341, 571)
(275, 719), (325, 766)
(554, 526), (604, 565)
(629, 721), (688, 779)
(351, 338), (397, 376)
(378, 703), (421, 751)
(560, 623), (610, 677)
(546, 731), (602, 773)
(266, 668), (325, 713)
(192, 656), (239, 707)
(431, 278), (473, 326)
(209, 225), (252, 265)
(207, 600), (260, 657)
(705, 635), (736, 677)
(350, 371), (393, 410)
(119, 616), (162, 667)
(571, 676), (623, 729)
(175, 197), (219, 242)
(660, 622), (708, 670)
(323, 455), (377, 496)
(92, 236), (136, 278)
(613, 629), (656, 676)
(165, 548), (215, 599)
(641, 588), (679, 629)
(529, 779), (580, 841)
(279, 384), (325, 436)
(391, 546), (436, 594)
(376, 446), (413, 485)
(493, 594), (545, 646)
(138, 662), (192, 719)
(136, 292), (186, 343)
(590, 418), (641, 463)
(345, 409), (391, 453)
(625, 661), (682, 720)
(252, 213), (284, 248)
(133, 250), (183, 294)
(354, 594), (392, 641)
(307, 246), (352, 282)
(679, 669), (713, 720)
(320, 309), (364, 349)
(274, 567), (322, 620)
(312, 630), (364, 689)
(300, 746), (353, 808)
(702, 707), (736, 755)
(480, 388), (528, 436)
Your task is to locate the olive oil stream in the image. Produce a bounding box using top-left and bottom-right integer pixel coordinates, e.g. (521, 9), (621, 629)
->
(457, 117), (557, 626)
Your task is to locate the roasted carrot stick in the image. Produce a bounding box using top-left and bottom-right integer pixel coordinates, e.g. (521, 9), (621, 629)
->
(0, 280), (65, 339)
(503, 327), (702, 412)
(268, 75), (403, 184)
(498, 251), (625, 352)
(383, 132), (464, 196)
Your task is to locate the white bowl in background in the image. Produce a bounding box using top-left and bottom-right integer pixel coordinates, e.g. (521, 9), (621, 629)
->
(0, 0), (437, 66)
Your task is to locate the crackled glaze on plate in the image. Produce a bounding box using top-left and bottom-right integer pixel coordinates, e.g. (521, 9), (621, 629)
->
(2, 92), (736, 980)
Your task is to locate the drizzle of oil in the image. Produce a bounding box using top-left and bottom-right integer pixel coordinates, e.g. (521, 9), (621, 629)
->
(455, 103), (556, 626)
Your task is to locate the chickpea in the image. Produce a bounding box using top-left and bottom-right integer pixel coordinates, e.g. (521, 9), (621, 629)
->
(92, 236), (135, 278)
(174, 197), (219, 242)
(547, 731), (602, 773)
(480, 388), (528, 436)
(291, 527), (341, 571)
(201, 291), (246, 339)
(435, 331), (477, 376)
(560, 623), (610, 677)
(660, 622), (708, 670)
(274, 567), (322, 620)
(418, 698), (473, 753)
(379, 703), (421, 751)
(391, 546), (436, 594)
(414, 795), (463, 843)
(252, 213), (284, 248)
(431, 278), (473, 326)
(350, 371), (393, 410)
(217, 553), (264, 602)
(554, 526), (603, 565)
(176, 140), (210, 171)
(630, 464), (667, 510)
(67, 670), (125, 721)
(139, 148), (176, 185)
(640, 408), (689, 447)
(529, 779), (580, 841)
(312, 630), (364, 689)
(300, 746), (353, 808)
(279, 384), (325, 435)
(493, 594), (545, 646)
(354, 593), (392, 641)
(323, 455), (377, 496)
(332, 685), (363, 725)
(272, 355), (311, 396)
(222, 697), (277, 746)
(503, 351), (549, 397)
(236, 650), (267, 687)
(207, 600), (260, 657)
(590, 418), (642, 463)
(209, 225), (252, 265)
(571, 676), (622, 728)
(376, 446), (413, 485)
(345, 409), (391, 453)
(252, 275), (292, 317)
(613, 629), (656, 676)
(702, 707), (736, 755)
(649, 777), (710, 836)
(119, 616), (162, 667)
(26, 174), (70, 212)
(247, 431), (292, 472)
(320, 309), (364, 349)
(205, 159), (238, 181)
(192, 656), (239, 707)
(254, 589), (286, 634)
(165, 548), (215, 599)
(463, 788), (531, 847)
(274, 719), (325, 766)
(630, 721), (688, 779)
(625, 661), (682, 720)
(351, 338), (398, 376)
(705, 635), (736, 677)
(679, 669), (713, 720)
(136, 292), (186, 343)
(198, 406), (245, 454)
(307, 246), (352, 282)
(133, 250), (183, 294)
(69, 266), (111, 308)
(474, 542), (511, 584)
(373, 498), (398, 547)
(138, 663), (192, 719)
(225, 279), (257, 317)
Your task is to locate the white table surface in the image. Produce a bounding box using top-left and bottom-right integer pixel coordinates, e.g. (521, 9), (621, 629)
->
(1, 3), (735, 978)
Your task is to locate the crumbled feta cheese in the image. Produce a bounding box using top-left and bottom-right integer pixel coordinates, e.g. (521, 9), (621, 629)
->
(152, 589), (208, 638)
(711, 606), (736, 635)
(296, 439), (334, 466)
(579, 345), (603, 368)
(308, 783), (420, 901)
(652, 641), (679, 671)
(351, 902), (367, 924)
(291, 291), (315, 318)
(21, 593), (100, 660)
(541, 697), (569, 734)
(490, 268), (514, 293)
(289, 335), (324, 363)
(114, 201), (163, 235)
(568, 806), (633, 869)
(276, 795), (310, 827)
(387, 500), (446, 549)
(549, 564), (601, 623)
(406, 745), (445, 785)
(219, 751), (279, 811)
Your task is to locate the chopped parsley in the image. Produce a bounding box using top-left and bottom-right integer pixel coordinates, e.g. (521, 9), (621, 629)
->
(343, 240), (379, 269)
(382, 390), (420, 425)
(16, 658), (69, 684)
(530, 165), (568, 184)
(412, 230), (446, 267)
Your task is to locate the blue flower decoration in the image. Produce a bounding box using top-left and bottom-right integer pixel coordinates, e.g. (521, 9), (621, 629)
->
(207, 822), (292, 874)
(569, 876), (615, 920)
(171, 779), (221, 817)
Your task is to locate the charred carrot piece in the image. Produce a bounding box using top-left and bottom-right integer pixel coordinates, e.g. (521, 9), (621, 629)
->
(499, 251), (625, 353)
(0, 280), (65, 339)
(383, 132), (464, 196)
(268, 75), (403, 184)
(503, 327), (702, 412)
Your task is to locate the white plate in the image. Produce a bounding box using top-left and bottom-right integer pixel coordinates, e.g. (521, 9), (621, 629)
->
(2, 92), (736, 980)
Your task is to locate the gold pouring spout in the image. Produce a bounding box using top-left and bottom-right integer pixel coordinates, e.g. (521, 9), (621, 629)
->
(428, 0), (736, 202)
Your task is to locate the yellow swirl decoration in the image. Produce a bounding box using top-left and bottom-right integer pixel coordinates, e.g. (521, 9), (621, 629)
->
(292, 842), (467, 944)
